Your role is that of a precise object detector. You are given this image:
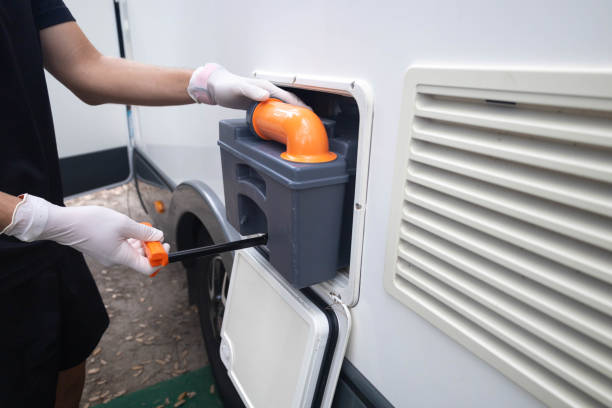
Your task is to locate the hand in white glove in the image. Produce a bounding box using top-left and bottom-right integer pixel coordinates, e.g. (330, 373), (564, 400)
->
(187, 63), (308, 110)
(1, 194), (169, 276)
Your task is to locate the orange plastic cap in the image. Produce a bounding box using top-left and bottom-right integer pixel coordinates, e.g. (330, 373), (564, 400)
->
(250, 99), (337, 163)
(154, 200), (165, 213)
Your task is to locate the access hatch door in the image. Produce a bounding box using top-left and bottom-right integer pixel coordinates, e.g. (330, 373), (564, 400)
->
(220, 249), (351, 408)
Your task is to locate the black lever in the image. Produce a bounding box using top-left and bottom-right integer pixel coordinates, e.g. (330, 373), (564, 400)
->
(167, 233), (268, 264)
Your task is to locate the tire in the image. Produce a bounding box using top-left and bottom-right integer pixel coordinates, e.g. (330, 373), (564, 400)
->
(187, 226), (245, 408)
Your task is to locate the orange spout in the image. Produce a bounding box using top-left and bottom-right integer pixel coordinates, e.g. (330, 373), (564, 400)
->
(247, 99), (337, 163)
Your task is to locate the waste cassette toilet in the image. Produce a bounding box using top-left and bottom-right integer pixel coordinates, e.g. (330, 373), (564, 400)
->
(218, 99), (357, 288)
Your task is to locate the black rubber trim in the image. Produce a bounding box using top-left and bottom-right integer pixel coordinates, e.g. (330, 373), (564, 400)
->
(132, 177), (148, 215)
(59, 146), (129, 197)
(112, 0), (126, 58)
(301, 288), (339, 408)
(334, 359), (395, 408)
(133, 148), (176, 190)
(246, 101), (259, 136)
(132, 148), (175, 215)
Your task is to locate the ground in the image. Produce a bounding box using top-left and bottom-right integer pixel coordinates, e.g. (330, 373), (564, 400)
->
(66, 184), (208, 407)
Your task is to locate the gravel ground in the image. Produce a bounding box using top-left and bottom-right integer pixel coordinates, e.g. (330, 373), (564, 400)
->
(66, 183), (208, 407)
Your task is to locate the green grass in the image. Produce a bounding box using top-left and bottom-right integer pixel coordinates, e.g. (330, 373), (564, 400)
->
(93, 366), (223, 408)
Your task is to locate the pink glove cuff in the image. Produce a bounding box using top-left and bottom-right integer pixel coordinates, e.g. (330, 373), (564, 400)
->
(187, 63), (221, 104)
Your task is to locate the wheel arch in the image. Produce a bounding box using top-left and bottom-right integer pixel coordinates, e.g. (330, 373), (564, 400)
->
(167, 181), (239, 302)
(168, 181), (238, 250)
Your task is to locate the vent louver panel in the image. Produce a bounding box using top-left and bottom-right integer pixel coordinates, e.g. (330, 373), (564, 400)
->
(385, 72), (612, 408)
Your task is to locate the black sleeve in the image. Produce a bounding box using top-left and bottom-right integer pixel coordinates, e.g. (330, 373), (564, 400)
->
(31, 0), (75, 30)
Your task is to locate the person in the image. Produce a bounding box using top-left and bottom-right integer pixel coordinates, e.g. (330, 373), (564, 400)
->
(0, 1), (305, 407)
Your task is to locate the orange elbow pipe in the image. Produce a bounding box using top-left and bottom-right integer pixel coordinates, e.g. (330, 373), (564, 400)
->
(247, 99), (337, 163)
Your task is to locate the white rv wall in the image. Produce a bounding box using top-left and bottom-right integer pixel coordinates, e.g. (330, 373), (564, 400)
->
(124, 0), (612, 406)
(46, 0), (129, 159)
(124, 0), (237, 196)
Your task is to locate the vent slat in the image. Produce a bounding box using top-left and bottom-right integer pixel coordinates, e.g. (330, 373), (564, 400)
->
(416, 84), (612, 112)
(401, 204), (612, 347)
(409, 139), (612, 217)
(393, 273), (604, 408)
(407, 161), (612, 251)
(398, 195), (612, 316)
(404, 183), (612, 285)
(412, 117), (612, 183)
(414, 94), (612, 148)
(397, 225), (612, 377)
(396, 259), (612, 406)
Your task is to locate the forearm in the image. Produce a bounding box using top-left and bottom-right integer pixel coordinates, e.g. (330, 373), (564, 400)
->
(41, 22), (193, 106)
(41, 22), (306, 110)
(72, 56), (194, 106)
(0, 192), (22, 231)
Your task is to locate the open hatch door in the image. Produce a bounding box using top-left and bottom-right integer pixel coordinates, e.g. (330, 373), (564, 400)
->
(220, 249), (351, 408)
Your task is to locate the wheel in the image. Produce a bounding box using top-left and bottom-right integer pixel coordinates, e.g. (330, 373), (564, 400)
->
(186, 225), (245, 408)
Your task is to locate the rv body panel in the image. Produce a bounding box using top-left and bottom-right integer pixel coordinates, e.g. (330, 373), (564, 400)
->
(51, 0), (612, 406)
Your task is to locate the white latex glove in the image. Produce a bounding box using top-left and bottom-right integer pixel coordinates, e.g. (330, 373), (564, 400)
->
(187, 63), (308, 110)
(1, 194), (170, 276)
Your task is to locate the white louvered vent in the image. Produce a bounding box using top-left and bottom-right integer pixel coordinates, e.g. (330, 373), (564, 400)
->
(384, 68), (612, 408)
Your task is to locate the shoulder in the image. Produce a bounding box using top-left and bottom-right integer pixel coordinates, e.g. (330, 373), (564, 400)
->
(31, 0), (75, 30)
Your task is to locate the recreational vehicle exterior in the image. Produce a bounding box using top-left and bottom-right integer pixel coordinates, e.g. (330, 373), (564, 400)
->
(49, 1), (612, 407)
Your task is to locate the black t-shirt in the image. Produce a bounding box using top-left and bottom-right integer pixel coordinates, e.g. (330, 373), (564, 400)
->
(0, 0), (75, 289)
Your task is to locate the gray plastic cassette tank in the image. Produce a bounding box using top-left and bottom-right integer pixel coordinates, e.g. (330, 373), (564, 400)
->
(218, 119), (349, 288)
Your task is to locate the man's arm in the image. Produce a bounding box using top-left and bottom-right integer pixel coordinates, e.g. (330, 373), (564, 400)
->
(40, 22), (193, 106)
(0, 192), (21, 231)
(40, 21), (307, 109)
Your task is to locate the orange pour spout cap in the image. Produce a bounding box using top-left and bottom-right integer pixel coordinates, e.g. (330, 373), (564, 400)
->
(247, 99), (337, 163)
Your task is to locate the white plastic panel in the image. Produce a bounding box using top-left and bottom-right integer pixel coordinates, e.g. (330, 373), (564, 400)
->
(385, 67), (612, 408)
(221, 250), (332, 408)
(46, 0), (129, 158)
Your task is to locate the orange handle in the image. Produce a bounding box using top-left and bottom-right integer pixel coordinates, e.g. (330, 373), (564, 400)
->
(140, 222), (168, 277)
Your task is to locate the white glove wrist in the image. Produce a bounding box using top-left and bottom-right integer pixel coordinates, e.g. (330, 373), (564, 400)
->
(187, 63), (308, 110)
(187, 63), (221, 105)
(1, 194), (50, 242)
